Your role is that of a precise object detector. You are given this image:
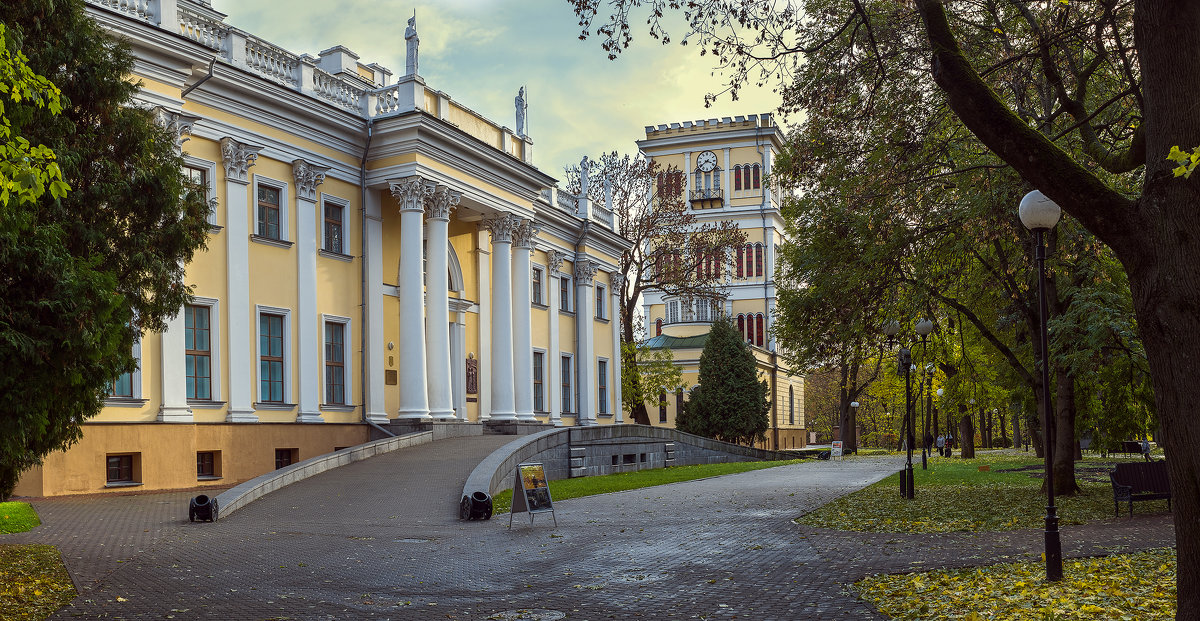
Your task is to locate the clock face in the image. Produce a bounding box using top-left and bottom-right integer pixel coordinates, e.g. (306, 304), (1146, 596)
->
(696, 150), (718, 172)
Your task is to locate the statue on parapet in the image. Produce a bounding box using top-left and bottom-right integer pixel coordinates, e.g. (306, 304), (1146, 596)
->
(405, 13), (419, 76)
(515, 87), (526, 137)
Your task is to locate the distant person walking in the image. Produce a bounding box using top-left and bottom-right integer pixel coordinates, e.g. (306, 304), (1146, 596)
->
(936, 434), (946, 457)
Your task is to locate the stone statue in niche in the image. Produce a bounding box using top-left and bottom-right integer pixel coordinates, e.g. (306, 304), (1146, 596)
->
(405, 13), (419, 76)
(515, 87), (526, 136)
(466, 353), (478, 394)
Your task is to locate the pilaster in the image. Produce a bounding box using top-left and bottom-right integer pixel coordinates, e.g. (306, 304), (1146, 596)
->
(220, 137), (262, 423)
(574, 258), (599, 426)
(611, 272), (625, 423)
(546, 249), (565, 426)
(364, 190), (388, 424)
(293, 159), (329, 423)
(511, 219), (538, 421)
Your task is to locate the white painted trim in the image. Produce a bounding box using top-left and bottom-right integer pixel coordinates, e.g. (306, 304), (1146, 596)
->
(251, 174), (291, 242)
(364, 192), (387, 424)
(532, 348), (548, 413)
(224, 174), (257, 423)
(296, 191), (323, 423)
(559, 352), (574, 416)
(320, 314), (354, 410)
(255, 304), (293, 406)
(183, 155), (219, 228)
(188, 296), (223, 402)
(597, 356), (610, 415)
(320, 194), (351, 254)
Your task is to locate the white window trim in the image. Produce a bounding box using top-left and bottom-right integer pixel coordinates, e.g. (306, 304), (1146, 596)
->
(321, 195), (350, 254)
(560, 275), (572, 312)
(532, 347), (547, 412)
(320, 314), (353, 407)
(532, 266), (544, 306)
(595, 284), (606, 319)
(183, 156), (219, 228)
(255, 304), (293, 406)
(597, 357), (609, 414)
(187, 296), (222, 402)
(252, 175), (291, 242)
(560, 352), (574, 414)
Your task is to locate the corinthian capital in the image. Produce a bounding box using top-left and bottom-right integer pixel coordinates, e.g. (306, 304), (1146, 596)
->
(483, 214), (520, 244)
(546, 249), (565, 275)
(511, 218), (539, 249)
(292, 159), (330, 201)
(388, 176), (435, 212)
(154, 107), (202, 152)
(610, 271), (625, 290)
(219, 137), (262, 183)
(574, 259), (600, 283)
(424, 184), (461, 220)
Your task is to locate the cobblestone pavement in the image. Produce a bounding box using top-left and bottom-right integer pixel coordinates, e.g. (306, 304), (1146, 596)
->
(3, 440), (1176, 620)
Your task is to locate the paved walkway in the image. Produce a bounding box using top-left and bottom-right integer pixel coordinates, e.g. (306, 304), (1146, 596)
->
(3, 439), (1176, 620)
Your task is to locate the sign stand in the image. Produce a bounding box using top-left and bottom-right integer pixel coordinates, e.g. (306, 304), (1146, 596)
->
(509, 462), (557, 528)
(831, 441), (844, 459)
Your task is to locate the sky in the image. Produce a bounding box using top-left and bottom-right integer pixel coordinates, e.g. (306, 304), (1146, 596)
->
(210, 0), (784, 182)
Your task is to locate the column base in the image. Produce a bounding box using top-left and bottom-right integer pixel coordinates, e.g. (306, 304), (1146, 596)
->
(226, 408), (258, 423)
(157, 405), (193, 423)
(515, 411), (538, 422)
(578, 418), (598, 427)
(365, 412), (390, 425)
(430, 409), (457, 421)
(489, 410), (518, 421)
(296, 411), (325, 423)
(396, 410), (432, 421)
(549, 415), (563, 427)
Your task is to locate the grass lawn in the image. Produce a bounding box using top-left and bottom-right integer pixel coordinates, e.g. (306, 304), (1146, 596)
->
(491, 458), (806, 514)
(796, 452), (1165, 533)
(0, 544), (77, 621)
(0, 502), (40, 534)
(858, 547), (1176, 620)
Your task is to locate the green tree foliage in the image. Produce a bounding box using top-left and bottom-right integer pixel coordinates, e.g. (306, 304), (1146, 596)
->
(621, 341), (683, 416)
(0, 0), (210, 499)
(676, 318), (769, 445)
(0, 22), (68, 206)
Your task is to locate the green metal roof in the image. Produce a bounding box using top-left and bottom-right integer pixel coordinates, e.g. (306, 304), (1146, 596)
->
(643, 332), (710, 350)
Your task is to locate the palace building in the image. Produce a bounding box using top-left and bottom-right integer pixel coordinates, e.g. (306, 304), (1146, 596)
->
(637, 116), (807, 450)
(15, 0), (631, 497)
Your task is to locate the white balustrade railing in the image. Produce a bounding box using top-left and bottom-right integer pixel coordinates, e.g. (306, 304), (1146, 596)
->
(92, 0), (156, 24)
(313, 69), (365, 113)
(245, 37), (299, 87)
(178, 6), (227, 52)
(556, 191), (578, 214)
(591, 203), (615, 229)
(371, 85), (401, 117)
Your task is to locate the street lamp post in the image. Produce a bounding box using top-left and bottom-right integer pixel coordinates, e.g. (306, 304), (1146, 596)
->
(936, 388), (947, 456)
(850, 401), (860, 453)
(899, 346), (915, 499)
(1020, 189), (1064, 583)
(915, 319), (933, 469)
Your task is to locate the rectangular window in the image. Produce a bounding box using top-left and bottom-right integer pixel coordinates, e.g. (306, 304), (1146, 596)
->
(561, 356), (572, 413)
(532, 268), (543, 305)
(260, 313), (285, 403)
(667, 301), (679, 324)
(109, 372), (133, 398)
(106, 454), (134, 483)
(185, 304), (212, 400)
(325, 321), (345, 405)
(533, 351), (545, 412)
(274, 448), (298, 470)
(197, 451), (219, 478)
(183, 164), (212, 224)
(676, 388), (684, 419)
(598, 360), (608, 414)
(560, 275), (571, 311)
(659, 391), (667, 423)
(323, 202), (344, 254)
(257, 185), (281, 239)
(595, 285), (606, 319)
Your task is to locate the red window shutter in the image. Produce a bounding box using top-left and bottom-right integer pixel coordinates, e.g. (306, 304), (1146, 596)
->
(756, 244), (764, 277)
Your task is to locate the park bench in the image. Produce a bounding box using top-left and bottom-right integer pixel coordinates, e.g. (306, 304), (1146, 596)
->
(1120, 440), (1149, 458)
(1109, 461), (1171, 517)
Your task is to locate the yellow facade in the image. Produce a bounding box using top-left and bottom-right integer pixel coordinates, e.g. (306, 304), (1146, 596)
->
(16, 1), (630, 497)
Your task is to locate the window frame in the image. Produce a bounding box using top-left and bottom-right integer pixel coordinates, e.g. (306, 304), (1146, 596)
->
(532, 267), (544, 306)
(255, 305), (292, 406)
(598, 358), (608, 414)
(252, 175), (290, 242)
(185, 296), (221, 404)
(105, 453), (139, 486)
(533, 350), (546, 412)
(595, 284), (606, 319)
(106, 335), (144, 405)
(182, 156), (219, 230)
(659, 390), (667, 423)
(185, 303), (213, 401)
(322, 197), (349, 255)
(560, 354), (573, 414)
(321, 314), (353, 408)
(559, 274), (571, 311)
(197, 450), (222, 479)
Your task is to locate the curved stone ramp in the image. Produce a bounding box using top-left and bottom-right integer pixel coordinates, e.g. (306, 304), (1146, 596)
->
(463, 424), (797, 511)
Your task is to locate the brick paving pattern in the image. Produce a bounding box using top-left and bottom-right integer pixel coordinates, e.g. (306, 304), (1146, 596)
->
(2, 437), (1175, 620)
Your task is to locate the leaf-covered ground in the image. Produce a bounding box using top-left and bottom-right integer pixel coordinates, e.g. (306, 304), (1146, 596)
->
(857, 548), (1176, 620)
(797, 454), (1165, 533)
(0, 544), (76, 621)
(0, 501), (40, 534)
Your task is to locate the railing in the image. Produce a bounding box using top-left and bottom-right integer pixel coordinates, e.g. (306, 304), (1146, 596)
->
(690, 188), (723, 201)
(94, 0), (156, 24)
(178, 5), (227, 51)
(371, 84), (402, 117)
(591, 202), (614, 229)
(314, 68), (365, 113)
(244, 36), (299, 87)
(556, 190), (578, 214)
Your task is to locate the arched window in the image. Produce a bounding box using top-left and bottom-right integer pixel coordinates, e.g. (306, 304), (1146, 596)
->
(752, 164), (761, 189)
(737, 314), (745, 339)
(733, 165), (743, 191)
(756, 313), (765, 346)
(745, 244), (753, 275)
(789, 386), (795, 425)
(655, 319), (663, 336)
(755, 243), (764, 277)
(742, 166), (751, 191)
(735, 247), (743, 278)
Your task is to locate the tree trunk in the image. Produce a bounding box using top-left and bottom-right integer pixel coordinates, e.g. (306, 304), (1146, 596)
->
(959, 415), (975, 459)
(1012, 407), (1022, 449)
(1053, 366), (1081, 495)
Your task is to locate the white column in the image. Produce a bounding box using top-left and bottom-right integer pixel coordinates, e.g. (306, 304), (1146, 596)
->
(512, 220), (537, 421)
(611, 272), (625, 423)
(364, 189), (388, 424)
(475, 231), (492, 419)
(722, 147), (731, 205)
(574, 258), (599, 426)
(158, 310), (192, 422)
(388, 177), (431, 420)
(293, 159), (329, 423)
(424, 185), (461, 420)
(546, 250), (564, 426)
(219, 137), (261, 423)
(484, 215), (518, 420)
(450, 312), (467, 420)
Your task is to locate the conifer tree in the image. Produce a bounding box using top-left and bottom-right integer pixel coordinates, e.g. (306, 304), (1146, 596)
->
(677, 318), (769, 445)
